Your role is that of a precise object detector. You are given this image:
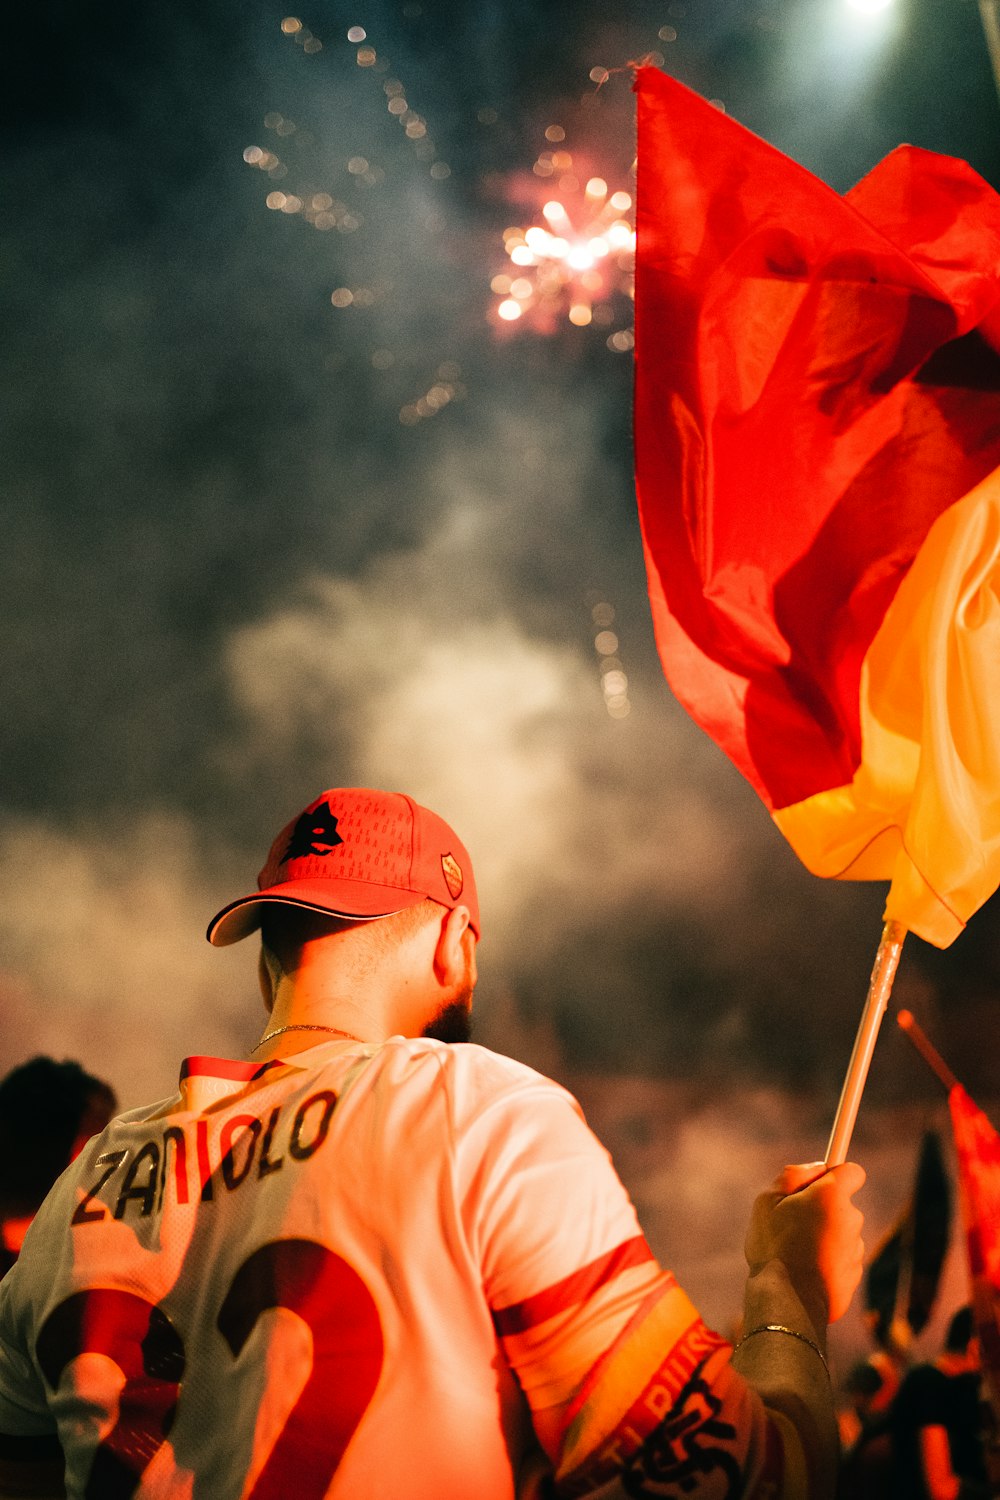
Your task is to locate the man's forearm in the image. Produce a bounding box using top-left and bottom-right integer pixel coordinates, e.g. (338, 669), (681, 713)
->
(731, 1259), (838, 1498)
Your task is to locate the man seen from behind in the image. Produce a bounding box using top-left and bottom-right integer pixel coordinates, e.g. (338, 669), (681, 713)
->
(0, 787), (865, 1499)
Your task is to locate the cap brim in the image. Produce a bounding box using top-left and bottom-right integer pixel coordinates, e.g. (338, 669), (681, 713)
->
(206, 878), (428, 946)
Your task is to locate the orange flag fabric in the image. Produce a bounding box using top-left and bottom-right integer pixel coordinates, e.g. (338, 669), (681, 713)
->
(949, 1085), (1000, 1408)
(634, 67), (1000, 946)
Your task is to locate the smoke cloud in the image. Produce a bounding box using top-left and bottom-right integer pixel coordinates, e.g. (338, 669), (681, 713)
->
(2, 0), (998, 1387)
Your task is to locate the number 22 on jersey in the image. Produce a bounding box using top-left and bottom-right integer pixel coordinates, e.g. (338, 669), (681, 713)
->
(36, 1238), (384, 1500)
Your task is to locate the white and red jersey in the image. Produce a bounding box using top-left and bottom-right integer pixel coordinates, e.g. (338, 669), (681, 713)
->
(0, 1039), (800, 1499)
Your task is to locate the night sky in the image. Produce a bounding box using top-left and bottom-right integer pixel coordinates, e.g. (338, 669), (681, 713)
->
(4, 0), (999, 1364)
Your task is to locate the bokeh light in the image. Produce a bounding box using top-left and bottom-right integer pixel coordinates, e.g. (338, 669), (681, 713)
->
(589, 602), (631, 718)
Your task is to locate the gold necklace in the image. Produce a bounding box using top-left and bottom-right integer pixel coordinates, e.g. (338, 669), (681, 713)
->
(251, 1024), (363, 1054)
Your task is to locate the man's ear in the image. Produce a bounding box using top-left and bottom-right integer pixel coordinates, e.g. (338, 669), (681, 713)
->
(433, 905), (475, 985)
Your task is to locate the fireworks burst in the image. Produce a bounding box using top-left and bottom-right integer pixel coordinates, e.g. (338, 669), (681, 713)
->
(490, 155), (636, 348)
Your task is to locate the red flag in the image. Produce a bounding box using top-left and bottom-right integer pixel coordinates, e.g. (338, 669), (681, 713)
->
(634, 67), (1000, 947)
(949, 1085), (1000, 1407)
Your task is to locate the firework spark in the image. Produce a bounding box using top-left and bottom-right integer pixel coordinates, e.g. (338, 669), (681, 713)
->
(490, 150), (635, 344)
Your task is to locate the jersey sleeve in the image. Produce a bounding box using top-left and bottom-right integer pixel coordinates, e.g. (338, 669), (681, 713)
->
(452, 1059), (808, 1499)
(0, 1268), (56, 1440)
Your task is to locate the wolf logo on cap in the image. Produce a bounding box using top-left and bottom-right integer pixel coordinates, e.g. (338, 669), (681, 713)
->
(283, 800), (345, 862)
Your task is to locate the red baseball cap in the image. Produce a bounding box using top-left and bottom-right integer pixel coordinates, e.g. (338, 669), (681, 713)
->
(207, 787), (480, 946)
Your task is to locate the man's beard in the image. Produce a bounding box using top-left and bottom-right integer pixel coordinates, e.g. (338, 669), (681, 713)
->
(422, 989), (473, 1044)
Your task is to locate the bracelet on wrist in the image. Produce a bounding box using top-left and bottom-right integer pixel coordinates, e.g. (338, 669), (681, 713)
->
(732, 1323), (830, 1378)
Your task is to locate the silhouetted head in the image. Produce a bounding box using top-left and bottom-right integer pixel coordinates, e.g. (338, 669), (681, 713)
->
(0, 1057), (117, 1216)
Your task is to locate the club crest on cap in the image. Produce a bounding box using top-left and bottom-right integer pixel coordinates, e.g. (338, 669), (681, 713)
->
(284, 800), (345, 863)
(441, 852), (464, 900)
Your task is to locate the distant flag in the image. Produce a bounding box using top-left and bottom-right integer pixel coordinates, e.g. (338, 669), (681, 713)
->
(865, 1217), (908, 1352)
(897, 1013), (1000, 1406)
(949, 1084), (1000, 1409)
(634, 67), (1000, 952)
(864, 1130), (951, 1350)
